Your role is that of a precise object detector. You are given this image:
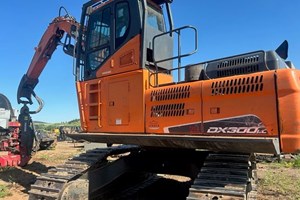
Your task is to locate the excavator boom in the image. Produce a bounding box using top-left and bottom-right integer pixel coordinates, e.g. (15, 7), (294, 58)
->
(17, 15), (79, 105)
(16, 12), (80, 166)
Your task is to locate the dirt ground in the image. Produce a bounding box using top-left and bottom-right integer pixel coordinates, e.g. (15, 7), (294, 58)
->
(0, 141), (298, 199)
(0, 141), (84, 200)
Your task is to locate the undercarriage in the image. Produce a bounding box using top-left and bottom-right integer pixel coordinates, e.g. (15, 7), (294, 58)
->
(29, 145), (257, 200)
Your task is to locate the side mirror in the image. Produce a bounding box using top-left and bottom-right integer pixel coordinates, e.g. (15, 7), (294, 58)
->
(63, 43), (75, 57)
(63, 34), (76, 57)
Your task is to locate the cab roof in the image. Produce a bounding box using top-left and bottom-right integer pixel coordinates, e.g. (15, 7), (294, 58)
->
(151, 0), (172, 5)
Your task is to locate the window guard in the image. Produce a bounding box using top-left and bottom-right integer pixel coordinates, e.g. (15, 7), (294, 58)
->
(151, 25), (198, 87)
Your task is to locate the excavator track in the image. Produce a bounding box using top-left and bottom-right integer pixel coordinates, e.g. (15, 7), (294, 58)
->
(93, 173), (161, 200)
(187, 153), (257, 200)
(28, 145), (142, 200)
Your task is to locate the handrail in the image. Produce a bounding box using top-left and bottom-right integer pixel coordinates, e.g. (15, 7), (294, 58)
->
(97, 80), (102, 128)
(152, 25), (198, 64)
(151, 25), (198, 87)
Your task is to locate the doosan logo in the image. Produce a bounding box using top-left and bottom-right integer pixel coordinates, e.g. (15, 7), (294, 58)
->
(207, 127), (267, 134)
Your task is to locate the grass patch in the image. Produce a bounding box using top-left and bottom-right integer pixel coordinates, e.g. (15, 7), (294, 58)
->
(259, 170), (300, 199)
(291, 156), (300, 168)
(0, 184), (11, 198)
(259, 155), (300, 199)
(278, 156), (300, 168)
(36, 152), (78, 163)
(264, 155), (300, 169)
(38, 154), (51, 161)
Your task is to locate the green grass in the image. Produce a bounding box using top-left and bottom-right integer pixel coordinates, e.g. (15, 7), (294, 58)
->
(258, 155), (300, 199)
(292, 156), (300, 168)
(263, 155), (300, 169)
(259, 170), (300, 199)
(277, 156), (300, 168)
(36, 152), (78, 163)
(38, 154), (51, 161)
(0, 184), (11, 198)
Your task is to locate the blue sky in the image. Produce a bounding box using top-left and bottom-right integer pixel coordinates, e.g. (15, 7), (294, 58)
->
(0, 1), (299, 123)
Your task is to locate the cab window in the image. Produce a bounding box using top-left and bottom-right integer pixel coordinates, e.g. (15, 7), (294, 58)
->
(147, 5), (165, 32)
(87, 7), (111, 70)
(115, 2), (130, 48)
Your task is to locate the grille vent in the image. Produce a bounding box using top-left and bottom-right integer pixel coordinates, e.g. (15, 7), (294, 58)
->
(205, 51), (265, 79)
(151, 86), (190, 101)
(217, 64), (260, 78)
(216, 55), (260, 78)
(211, 75), (264, 96)
(151, 103), (185, 117)
(217, 55), (259, 69)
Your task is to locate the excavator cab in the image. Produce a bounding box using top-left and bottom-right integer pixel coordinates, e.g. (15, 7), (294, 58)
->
(75, 0), (174, 81)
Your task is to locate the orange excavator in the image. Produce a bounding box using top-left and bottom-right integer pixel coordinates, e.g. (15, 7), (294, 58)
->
(17, 0), (300, 199)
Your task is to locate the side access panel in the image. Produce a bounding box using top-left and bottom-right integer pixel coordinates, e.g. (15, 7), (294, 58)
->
(76, 70), (145, 133)
(202, 71), (279, 137)
(146, 71), (279, 137)
(108, 81), (129, 126)
(144, 71), (280, 153)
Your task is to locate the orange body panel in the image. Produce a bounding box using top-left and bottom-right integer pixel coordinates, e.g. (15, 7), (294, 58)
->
(145, 71), (278, 137)
(77, 71), (145, 133)
(145, 81), (202, 134)
(77, 66), (300, 153)
(77, 34), (144, 132)
(77, 69), (173, 133)
(277, 69), (300, 153)
(201, 71), (278, 137)
(95, 35), (141, 78)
